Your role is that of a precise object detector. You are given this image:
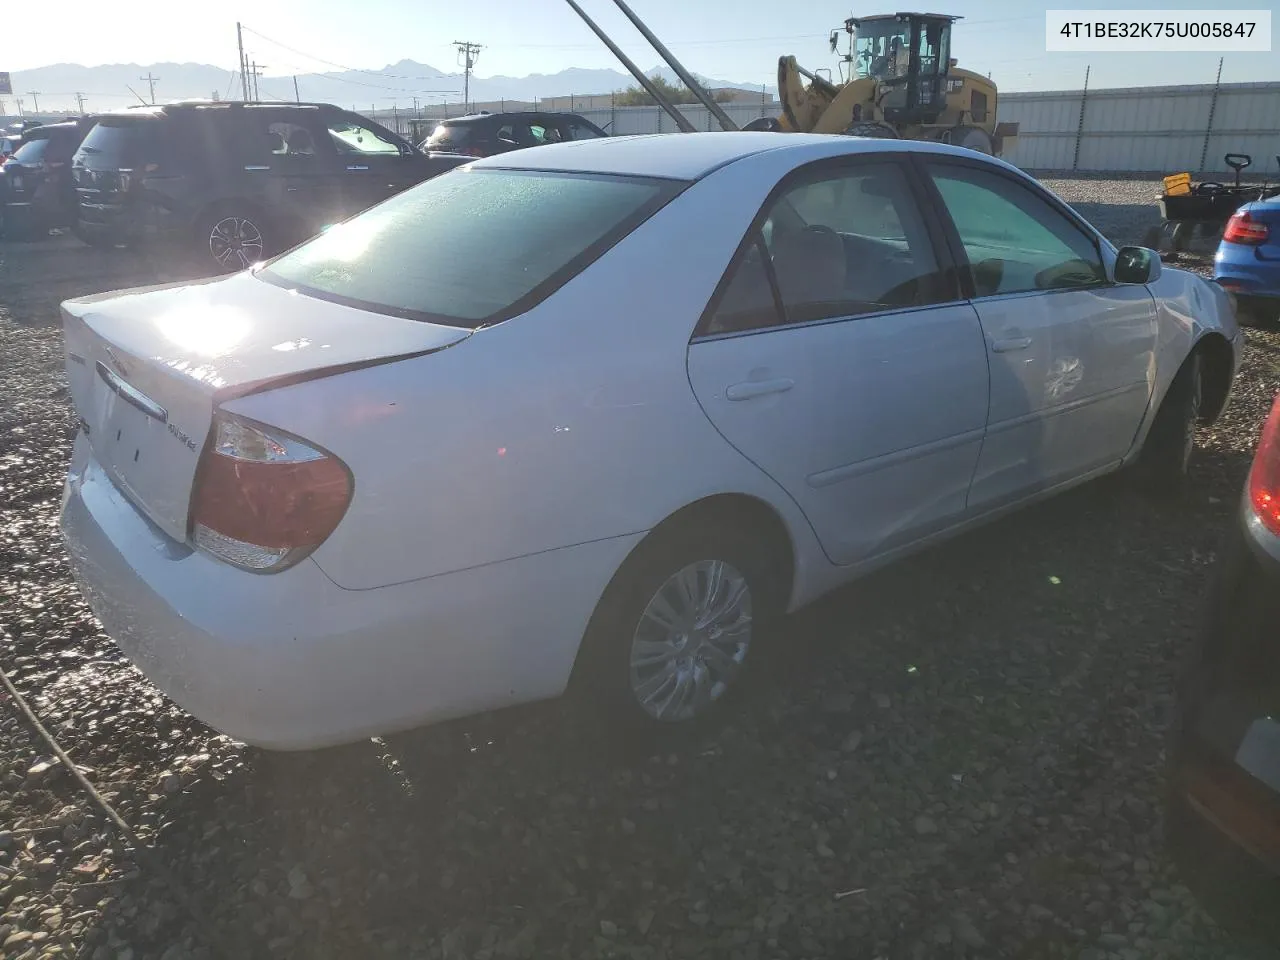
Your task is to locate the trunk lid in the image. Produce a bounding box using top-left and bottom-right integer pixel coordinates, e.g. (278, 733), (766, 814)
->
(63, 272), (472, 541)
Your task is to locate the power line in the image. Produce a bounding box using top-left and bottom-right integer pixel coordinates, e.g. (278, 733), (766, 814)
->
(240, 25), (451, 82)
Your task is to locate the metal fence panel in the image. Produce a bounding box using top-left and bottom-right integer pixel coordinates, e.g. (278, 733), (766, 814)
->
(997, 81), (1280, 174)
(354, 79), (1279, 175)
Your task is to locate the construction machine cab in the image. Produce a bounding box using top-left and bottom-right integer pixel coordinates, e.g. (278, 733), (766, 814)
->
(846, 12), (955, 123)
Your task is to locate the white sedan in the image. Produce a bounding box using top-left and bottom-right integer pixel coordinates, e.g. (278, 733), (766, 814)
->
(60, 133), (1242, 750)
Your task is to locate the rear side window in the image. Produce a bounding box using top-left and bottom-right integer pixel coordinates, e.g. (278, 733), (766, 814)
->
(260, 170), (684, 327)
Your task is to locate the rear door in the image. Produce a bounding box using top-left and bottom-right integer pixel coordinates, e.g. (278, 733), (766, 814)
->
(919, 157), (1157, 508)
(321, 112), (416, 215)
(687, 156), (990, 565)
(232, 108), (344, 236)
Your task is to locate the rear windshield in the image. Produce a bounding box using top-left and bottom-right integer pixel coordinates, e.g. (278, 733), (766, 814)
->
(426, 123), (471, 149)
(259, 169), (683, 328)
(11, 138), (49, 163)
(76, 119), (162, 165)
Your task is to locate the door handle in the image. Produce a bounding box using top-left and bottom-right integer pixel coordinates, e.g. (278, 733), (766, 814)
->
(991, 337), (1032, 353)
(726, 378), (795, 401)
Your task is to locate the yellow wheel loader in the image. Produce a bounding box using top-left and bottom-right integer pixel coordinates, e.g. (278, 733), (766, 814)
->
(750, 13), (1019, 156)
(562, 2), (1018, 158)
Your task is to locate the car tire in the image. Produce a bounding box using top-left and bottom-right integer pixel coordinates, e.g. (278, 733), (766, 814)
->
(198, 203), (271, 274)
(574, 520), (783, 739)
(1136, 351), (1202, 496)
(843, 121), (899, 140)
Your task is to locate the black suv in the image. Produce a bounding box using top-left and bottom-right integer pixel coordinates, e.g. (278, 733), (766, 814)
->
(422, 111), (608, 159)
(72, 101), (468, 271)
(1, 117), (98, 238)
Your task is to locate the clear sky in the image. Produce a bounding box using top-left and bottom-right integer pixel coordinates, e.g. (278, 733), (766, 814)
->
(6, 0), (1278, 92)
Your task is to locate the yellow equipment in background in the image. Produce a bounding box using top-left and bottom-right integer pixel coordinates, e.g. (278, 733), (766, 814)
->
(561, 1), (1018, 156)
(750, 13), (1019, 157)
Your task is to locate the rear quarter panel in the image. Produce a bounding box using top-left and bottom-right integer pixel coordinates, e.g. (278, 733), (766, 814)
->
(221, 153), (840, 602)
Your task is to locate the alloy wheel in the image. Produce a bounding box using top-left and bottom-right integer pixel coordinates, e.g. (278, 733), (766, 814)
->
(627, 560), (753, 722)
(209, 216), (264, 270)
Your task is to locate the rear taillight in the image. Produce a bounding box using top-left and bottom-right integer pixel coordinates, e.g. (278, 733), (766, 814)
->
(189, 415), (352, 573)
(1248, 394), (1280, 536)
(1224, 211), (1270, 245)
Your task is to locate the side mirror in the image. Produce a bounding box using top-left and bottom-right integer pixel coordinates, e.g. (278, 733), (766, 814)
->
(1114, 245), (1161, 284)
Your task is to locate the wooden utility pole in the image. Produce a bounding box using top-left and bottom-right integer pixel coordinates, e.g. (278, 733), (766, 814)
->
(74, 92), (87, 115)
(293, 75), (301, 103)
(454, 41), (483, 112)
(249, 62), (266, 101)
(26, 91), (40, 113)
(237, 22), (250, 101)
(140, 73), (158, 104)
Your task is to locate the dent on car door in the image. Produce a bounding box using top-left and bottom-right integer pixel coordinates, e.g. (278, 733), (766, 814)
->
(922, 160), (1158, 509)
(686, 158), (990, 566)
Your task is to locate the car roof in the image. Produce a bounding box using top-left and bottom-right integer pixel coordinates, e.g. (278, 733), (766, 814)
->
(467, 131), (1007, 181)
(440, 111), (587, 125)
(23, 121), (81, 138)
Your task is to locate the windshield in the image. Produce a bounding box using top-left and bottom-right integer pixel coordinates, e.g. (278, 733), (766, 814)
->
(75, 119), (161, 166)
(259, 169), (684, 328)
(853, 19), (912, 81)
(11, 138), (50, 164)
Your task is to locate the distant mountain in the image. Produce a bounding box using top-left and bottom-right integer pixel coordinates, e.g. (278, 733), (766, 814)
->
(3, 59), (764, 114)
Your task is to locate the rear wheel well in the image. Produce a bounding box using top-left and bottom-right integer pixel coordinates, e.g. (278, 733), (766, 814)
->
(644, 495), (796, 602)
(1194, 332), (1234, 424)
(567, 494), (797, 689)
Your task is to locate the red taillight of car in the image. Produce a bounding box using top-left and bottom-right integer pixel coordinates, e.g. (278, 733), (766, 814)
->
(189, 415), (352, 572)
(1223, 211), (1270, 245)
(1248, 394), (1280, 536)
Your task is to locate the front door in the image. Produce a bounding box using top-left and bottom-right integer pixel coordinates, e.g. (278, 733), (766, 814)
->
(322, 113), (415, 216)
(687, 157), (990, 565)
(921, 158), (1158, 509)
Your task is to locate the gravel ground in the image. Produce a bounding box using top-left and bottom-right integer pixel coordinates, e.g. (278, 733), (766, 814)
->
(2, 179), (1279, 960)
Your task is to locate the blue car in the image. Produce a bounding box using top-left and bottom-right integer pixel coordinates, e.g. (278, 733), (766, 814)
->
(1215, 196), (1280, 324)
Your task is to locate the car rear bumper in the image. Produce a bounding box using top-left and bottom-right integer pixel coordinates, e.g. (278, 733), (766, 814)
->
(1214, 244), (1280, 300)
(75, 197), (181, 244)
(60, 434), (640, 750)
(1167, 506), (1280, 942)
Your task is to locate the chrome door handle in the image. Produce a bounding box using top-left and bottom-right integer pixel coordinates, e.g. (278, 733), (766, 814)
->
(726, 378), (795, 401)
(991, 337), (1032, 353)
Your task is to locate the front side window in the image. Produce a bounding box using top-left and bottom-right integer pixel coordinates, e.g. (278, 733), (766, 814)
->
(260, 170), (683, 327)
(705, 161), (943, 335)
(927, 163), (1107, 296)
(854, 20), (912, 80)
(326, 119), (402, 156)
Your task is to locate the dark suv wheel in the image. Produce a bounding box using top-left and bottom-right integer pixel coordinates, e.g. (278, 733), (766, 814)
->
(199, 204), (269, 273)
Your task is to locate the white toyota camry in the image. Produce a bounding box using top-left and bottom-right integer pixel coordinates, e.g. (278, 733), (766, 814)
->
(60, 133), (1242, 750)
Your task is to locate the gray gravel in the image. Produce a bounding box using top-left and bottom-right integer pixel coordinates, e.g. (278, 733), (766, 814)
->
(2, 180), (1279, 960)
